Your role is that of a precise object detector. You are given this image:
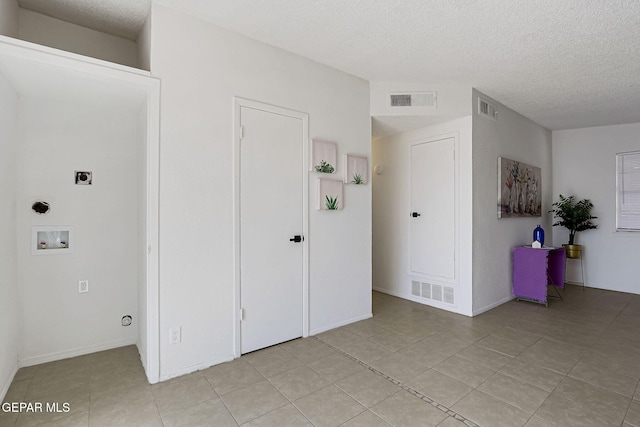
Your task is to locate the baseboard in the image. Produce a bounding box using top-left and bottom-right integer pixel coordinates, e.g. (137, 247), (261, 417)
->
(19, 338), (137, 367)
(136, 342), (149, 380)
(0, 363), (19, 403)
(373, 286), (414, 300)
(138, 349), (148, 373)
(472, 294), (515, 316)
(309, 312), (373, 336)
(159, 355), (235, 382)
(565, 281), (587, 287)
(373, 287), (472, 316)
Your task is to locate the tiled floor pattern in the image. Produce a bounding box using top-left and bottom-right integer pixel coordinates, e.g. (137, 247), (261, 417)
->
(2, 285), (640, 426)
(325, 341), (479, 426)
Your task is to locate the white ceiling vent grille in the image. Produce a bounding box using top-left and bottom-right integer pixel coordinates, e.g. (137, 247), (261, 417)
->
(390, 92), (437, 107)
(478, 97), (498, 120)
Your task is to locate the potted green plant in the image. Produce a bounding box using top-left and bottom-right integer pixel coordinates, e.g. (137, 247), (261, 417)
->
(549, 195), (598, 258)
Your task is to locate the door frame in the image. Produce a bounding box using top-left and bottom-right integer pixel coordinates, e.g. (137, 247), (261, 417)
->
(232, 97), (309, 358)
(408, 132), (460, 285)
(143, 79), (161, 383)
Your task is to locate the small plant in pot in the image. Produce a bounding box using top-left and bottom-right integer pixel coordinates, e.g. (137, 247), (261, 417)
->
(549, 195), (598, 258)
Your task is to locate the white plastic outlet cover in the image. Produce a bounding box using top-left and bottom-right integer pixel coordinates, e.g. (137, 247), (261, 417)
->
(78, 280), (89, 293)
(169, 327), (181, 344)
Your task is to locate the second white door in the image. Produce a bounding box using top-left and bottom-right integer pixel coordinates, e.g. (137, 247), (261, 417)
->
(240, 105), (304, 354)
(409, 137), (456, 280)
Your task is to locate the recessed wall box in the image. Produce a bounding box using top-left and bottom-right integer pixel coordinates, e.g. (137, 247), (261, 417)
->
(75, 171), (92, 185)
(31, 226), (74, 255)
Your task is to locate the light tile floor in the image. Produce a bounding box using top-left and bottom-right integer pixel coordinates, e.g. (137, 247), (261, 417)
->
(2, 285), (640, 426)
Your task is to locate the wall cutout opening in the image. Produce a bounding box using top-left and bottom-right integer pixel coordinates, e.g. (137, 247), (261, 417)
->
(31, 226), (74, 255)
(32, 201), (50, 214)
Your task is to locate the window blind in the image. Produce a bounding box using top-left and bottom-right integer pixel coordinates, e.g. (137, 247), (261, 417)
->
(617, 151), (640, 231)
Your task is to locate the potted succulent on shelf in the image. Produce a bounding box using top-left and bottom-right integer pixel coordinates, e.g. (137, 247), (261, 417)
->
(549, 194), (598, 258)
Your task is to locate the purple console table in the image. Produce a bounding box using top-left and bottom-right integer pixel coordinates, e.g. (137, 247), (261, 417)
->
(513, 246), (566, 307)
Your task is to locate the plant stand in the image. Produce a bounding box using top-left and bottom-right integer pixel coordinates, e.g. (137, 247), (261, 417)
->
(564, 246), (585, 291)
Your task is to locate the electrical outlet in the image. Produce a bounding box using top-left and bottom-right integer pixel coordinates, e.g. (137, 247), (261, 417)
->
(169, 327), (181, 344)
(78, 280), (89, 293)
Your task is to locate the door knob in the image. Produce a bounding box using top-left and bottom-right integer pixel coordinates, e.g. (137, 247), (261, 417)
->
(289, 235), (304, 243)
(411, 212), (421, 218)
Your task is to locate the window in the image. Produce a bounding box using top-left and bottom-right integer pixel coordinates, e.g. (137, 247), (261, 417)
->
(616, 151), (640, 231)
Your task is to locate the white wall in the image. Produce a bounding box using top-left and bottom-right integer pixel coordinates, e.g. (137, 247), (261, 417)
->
(0, 70), (19, 401)
(372, 116), (474, 316)
(0, 0), (18, 37)
(137, 13), (151, 71)
(16, 96), (140, 365)
(552, 123), (640, 294)
(472, 89), (553, 314)
(18, 9), (138, 68)
(150, 4), (372, 379)
(136, 101), (149, 372)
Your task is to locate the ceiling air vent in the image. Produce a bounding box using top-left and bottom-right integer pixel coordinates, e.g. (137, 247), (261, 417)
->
(390, 92), (437, 107)
(478, 98), (498, 120)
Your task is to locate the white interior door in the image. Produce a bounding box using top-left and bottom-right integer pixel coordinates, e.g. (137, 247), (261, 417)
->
(240, 106), (303, 354)
(410, 137), (456, 279)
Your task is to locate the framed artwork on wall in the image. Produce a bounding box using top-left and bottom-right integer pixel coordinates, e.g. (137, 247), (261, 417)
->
(498, 157), (542, 218)
(344, 154), (368, 184)
(310, 139), (337, 173)
(317, 178), (343, 210)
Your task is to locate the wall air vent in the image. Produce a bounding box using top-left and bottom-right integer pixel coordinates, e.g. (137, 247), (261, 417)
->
(431, 284), (443, 301)
(443, 286), (455, 304)
(411, 280), (421, 296)
(421, 282), (431, 299)
(478, 98), (498, 120)
(410, 280), (454, 305)
(390, 92), (437, 108)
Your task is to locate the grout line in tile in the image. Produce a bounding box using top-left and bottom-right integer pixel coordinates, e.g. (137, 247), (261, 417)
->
(312, 336), (481, 427)
(215, 391), (242, 426)
(622, 379), (640, 427)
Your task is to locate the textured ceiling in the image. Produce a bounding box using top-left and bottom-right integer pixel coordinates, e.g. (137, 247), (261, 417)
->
(18, 0), (150, 40)
(19, 0), (640, 131)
